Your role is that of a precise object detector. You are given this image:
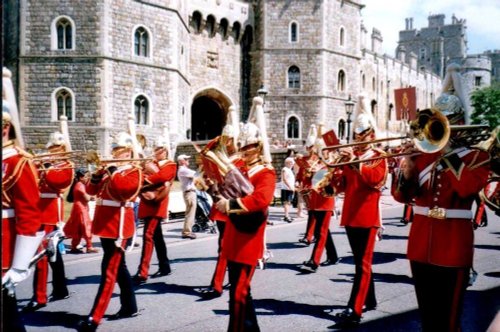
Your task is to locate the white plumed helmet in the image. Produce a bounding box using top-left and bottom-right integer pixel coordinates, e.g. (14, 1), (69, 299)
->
(238, 97), (271, 163)
(352, 94), (378, 137)
(111, 132), (134, 150)
(46, 131), (67, 149)
(305, 124), (317, 148)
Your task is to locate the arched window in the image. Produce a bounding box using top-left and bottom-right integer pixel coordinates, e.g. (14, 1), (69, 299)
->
(288, 66), (300, 89)
(57, 18), (72, 49)
(134, 27), (149, 57)
(372, 77), (376, 92)
(290, 22), (298, 43)
(134, 95), (149, 125)
(338, 119), (346, 140)
(191, 11), (202, 33)
(362, 74), (366, 89)
(51, 16), (75, 50)
(206, 15), (216, 37)
(56, 89), (73, 120)
(287, 116), (299, 139)
(219, 18), (229, 39)
(339, 27), (345, 46)
(337, 70), (345, 92)
(232, 22), (241, 41)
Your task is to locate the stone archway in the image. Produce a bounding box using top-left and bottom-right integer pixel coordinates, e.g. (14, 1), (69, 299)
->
(191, 89), (232, 141)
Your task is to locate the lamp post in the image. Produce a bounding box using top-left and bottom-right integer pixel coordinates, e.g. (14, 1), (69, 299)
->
(257, 83), (268, 106)
(344, 95), (355, 144)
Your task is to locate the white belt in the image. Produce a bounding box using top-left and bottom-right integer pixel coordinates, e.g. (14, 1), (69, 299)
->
(2, 209), (15, 218)
(40, 193), (61, 199)
(96, 198), (134, 208)
(413, 206), (472, 220)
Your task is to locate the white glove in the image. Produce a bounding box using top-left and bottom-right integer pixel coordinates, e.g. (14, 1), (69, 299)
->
(2, 232), (44, 295)
(2, 268), (31, 296)
(46, 229), (65, 263)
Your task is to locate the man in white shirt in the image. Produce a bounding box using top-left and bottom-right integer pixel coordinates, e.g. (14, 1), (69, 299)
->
(177, 155), (197, 239)
(281, 157), (296, 222)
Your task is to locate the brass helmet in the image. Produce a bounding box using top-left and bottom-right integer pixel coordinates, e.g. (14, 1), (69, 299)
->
(46, 131), (67, 149)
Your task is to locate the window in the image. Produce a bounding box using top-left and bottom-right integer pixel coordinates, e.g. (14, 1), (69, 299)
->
(337, 70), (345, 91)
(51, 88), (75, 121)
(287, 116), (299, 139)
(56, 89), (73, 120)
(372, 77), (376, 92)
(475, 76), (482, 87)
(419, 48), (426, 60)
(362, 74), (366, 89)
(134, 95), (149, 125)
(134, 27), (149, 57)
(191, 11), (202, 33)
(339, 27), (345, 46)
(51, 16), (75, 50)
(290, 22), (298, 43)
(233, 22), (241, 41)
(206, 15), (216, 37)
(288, 66), (300, 88)
(338, 119), (346, 140)
(219, 18), (229, 39)
(57, 18), (72, 49)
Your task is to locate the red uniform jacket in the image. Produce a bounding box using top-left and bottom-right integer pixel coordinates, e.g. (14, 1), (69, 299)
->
(138, 160), (177, 219)
(392, 147), (490, 267)
(222, 164), (276, 265)
(38, 160), (74, 225)
(87, 164), (143, 239)
(2, 144), (42, 270)
(333, 148), (387, 228)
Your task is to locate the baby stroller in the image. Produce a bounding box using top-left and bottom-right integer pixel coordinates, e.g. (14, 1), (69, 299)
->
(192, 190), (217, 234)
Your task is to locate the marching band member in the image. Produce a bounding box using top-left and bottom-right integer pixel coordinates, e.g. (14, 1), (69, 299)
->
(199, 115), (242, 300)
(295, 125), (318, 245)
(24, 131), (73, 312)
(299, 131), (339, 273)
(215, 97), (276, 331)
(2, 68), (44, 331)
(133, 131), (177, 285)
(78, 132), (143, 332)
(331, 96), (387, 327)
(391, 65), (490, 331)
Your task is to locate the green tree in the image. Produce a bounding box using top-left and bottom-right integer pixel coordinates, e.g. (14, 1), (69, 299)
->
(470, 82), (500, 129)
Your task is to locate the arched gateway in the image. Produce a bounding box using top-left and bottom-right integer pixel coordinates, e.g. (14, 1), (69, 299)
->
(191, 89), (233, 141)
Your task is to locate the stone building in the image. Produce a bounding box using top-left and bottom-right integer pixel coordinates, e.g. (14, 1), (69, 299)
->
(3, 0), (442, 155)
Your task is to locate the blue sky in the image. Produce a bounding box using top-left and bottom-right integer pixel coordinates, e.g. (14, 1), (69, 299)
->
(361, 0), (500, 56)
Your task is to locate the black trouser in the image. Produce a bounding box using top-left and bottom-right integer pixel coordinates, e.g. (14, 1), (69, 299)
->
(2, 288), (26, 332)
(411, 261), (469, 332)
(227, 261), (260, 332)
(310, 210), (338, 265)
(89, 238), (137, 324)
(345, 227), (377, 315)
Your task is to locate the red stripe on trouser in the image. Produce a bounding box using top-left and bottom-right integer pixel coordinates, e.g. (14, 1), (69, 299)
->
(311, 211), (333, 265)
(34, 256), (49, 304)
(138, 218), (159, 278)
(228, 263), (256, 332)
(211, 255), (227, 293)
(90, 242), (125, 324)
(352, 227), (377, 316)
(404, 205), (412, 220)
(34, 224), (57, 303)
(305, 212), (316, 241)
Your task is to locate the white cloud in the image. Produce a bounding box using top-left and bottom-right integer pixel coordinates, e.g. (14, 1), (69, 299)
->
(361, 0), (500, 55)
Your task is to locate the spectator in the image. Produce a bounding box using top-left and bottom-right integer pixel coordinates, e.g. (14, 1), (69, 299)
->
(281, 157), (296, 222)
(177, 154), (197, 239)
(64, 168), (99, 254)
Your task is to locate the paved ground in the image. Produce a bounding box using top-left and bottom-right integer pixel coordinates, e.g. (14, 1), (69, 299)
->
(14, 189), (500, 331)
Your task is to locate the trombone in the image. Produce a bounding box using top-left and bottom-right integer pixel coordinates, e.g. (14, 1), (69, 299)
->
(32, 150), (84, 161)
(85, 150), (153, 168)
(321, 108), (491, 168)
